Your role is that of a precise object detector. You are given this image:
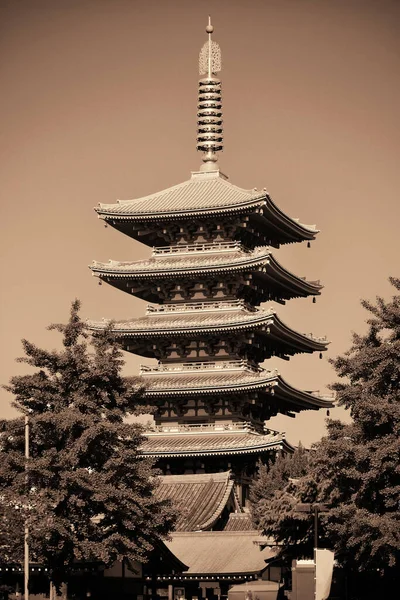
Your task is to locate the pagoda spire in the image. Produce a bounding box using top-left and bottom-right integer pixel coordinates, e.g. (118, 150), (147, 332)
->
(197, 16), (223, 171)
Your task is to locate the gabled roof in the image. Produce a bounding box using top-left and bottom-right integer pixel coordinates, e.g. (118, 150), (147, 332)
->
(164, 531), (275, 575)
(95, 170), (318, 245)
(90, 245), (322, 300)
(156, 471), (234, 531)
(223, 513), (255, 531)
(142, 429), (290, 458)
(87, 305), (328, 357)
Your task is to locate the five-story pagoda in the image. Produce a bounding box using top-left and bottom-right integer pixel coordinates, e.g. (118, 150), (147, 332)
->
(88, 18), (332, 532)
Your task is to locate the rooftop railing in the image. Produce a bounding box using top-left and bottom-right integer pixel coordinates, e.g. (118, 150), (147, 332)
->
(302, 332), (329, 342)
(152, 241), (242, 256)
(147, 421), (282, 436)
(309, 391), (336, 399)
(140, 360), (268, 375)
(146, 299), (248, 314)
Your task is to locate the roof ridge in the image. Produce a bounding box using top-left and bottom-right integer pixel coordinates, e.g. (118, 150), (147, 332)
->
(199, 479), (235, 530)
(159, 471), (230, 484)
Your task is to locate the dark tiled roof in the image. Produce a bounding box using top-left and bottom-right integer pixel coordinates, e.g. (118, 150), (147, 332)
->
(156, 472), (233, 531)
(95, 171), (317, 242)
(164, 531), (275, 574)
(91, 246), (272, 274)
(91, 245), (320, 287)
(140, 368), (277, 392)
(96, 172), (264, 216)
(142, 430), (287, 458)
(223, 513), (255, 532)
(89, 305), (272, 332)
(87, 306), (328, 354)
(134, 369), (334, 409)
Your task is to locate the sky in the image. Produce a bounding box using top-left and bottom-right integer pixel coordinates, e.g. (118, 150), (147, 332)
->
(0, 0), (399, 446)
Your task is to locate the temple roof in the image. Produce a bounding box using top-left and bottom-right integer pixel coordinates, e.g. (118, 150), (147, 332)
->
(134, 367), (334, 412)
(90, 245), (321, 301)
(87, 305), (328, 358)
(164, 531), (275, 575)
(156, 471), (234, 531)
(142, 429), (290, 458)
(95, 171), (318, 245)
(223, 513), (254, 532)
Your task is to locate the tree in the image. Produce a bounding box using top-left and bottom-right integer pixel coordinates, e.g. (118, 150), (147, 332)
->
(250, 444), (309, 527)
(249, 278), (400, 580)
(314, 277), (400, 573)
(249, 445), (317, 561)
(0, 300), (176, 593)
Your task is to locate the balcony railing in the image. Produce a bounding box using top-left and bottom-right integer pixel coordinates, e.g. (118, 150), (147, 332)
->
(140, 360), (267, 375)
(152, 241), (242, 256)
(146, 299), (247, 314)
(147, 421), (282, 436)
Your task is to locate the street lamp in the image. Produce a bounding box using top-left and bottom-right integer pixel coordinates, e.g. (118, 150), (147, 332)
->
(294, 503), (329, 549)
(24, 415), (30, 600)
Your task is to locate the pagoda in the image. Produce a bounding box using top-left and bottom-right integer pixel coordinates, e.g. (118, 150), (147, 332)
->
(88, 17), (333, 589)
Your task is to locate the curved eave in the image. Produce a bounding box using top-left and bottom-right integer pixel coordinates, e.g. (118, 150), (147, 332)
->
(137, 374), (335, 410)
(201, 479), (234, 531)
(87, 312), (329, 354)
(261, 195), (319, 242)
(264, 255), (322, 296)
(89, 249), (273, 278)
(90, 252), (322, 298)
(276, 375), (335, 409)
(95, 197), (266, 221)
(137, 374), (278, 396)
(141, 439), (289, 458)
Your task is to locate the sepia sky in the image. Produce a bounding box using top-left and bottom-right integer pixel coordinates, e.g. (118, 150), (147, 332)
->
(1, 0), (399, 446)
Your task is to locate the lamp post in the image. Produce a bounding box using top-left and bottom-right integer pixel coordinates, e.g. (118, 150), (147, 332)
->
(294, 503), (329, 600)
(24, 415), (29, 600)
(294, 502), (329, 549)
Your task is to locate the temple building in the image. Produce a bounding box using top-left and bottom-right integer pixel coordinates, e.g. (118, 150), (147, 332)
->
(88, 17), (333, 600)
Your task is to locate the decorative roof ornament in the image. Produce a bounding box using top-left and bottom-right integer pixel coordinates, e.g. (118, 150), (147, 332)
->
(199, 18), (222, 76)
(197, 16), (224, 171)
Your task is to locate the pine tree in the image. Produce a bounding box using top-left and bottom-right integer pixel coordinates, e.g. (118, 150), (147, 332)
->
(249, 278), (400, 578)
(0, 300), (176, 591)
(314, 277), (400, 572)
(250, 444), (310, 544)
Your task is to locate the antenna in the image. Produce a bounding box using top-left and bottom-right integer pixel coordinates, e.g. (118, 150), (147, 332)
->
(197, 16), (223, 171)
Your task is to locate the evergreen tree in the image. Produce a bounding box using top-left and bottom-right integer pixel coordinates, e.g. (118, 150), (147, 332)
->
(0, 300), (176, 591)
(315, 277), (400, 572)
(250, 444), (309, 528)
(249, 278), (400, 576)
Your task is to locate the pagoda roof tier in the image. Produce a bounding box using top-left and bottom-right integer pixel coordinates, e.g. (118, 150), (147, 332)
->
(156, 471), (234, 531)
(95, 170), (318, 247)
(90, 244), (322, 303)
(142, 427), (292, 458)
(132, 366), (334, 413)
(87, 305), (328, 360)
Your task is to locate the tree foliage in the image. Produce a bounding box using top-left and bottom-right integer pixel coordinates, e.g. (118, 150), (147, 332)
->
(250, 278), (400, 574)
(250, 444), (309, 525)
(0, 300), (176, 588)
